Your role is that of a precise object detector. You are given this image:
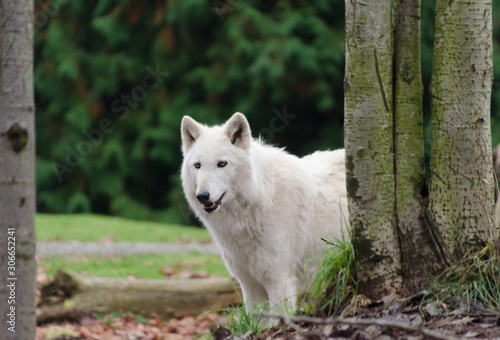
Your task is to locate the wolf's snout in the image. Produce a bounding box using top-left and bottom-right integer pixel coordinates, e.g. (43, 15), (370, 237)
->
(196, 190), (210, 203)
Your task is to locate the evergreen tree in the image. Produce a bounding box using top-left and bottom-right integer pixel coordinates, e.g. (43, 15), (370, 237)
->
(34, 0), (347, 223)
(33, 1), (500, 225)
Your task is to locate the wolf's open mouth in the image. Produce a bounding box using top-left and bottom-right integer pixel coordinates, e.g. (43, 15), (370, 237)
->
(203, 192), (225, 213)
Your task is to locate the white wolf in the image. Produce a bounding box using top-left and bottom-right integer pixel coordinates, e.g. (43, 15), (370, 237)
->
(181, 113), (348, 316)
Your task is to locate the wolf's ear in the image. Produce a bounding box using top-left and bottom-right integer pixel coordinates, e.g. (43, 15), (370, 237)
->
(225, 112), (251, 150)
(181, 116), (204, 154)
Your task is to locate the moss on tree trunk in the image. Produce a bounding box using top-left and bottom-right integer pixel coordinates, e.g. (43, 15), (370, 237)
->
(344, 0), (496, 298)
(344, 0), (402, 299)
(429, 0), (497, 263)
(393, 0), (445, 295)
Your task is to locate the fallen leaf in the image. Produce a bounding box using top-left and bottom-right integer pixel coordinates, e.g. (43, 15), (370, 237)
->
(426, 302), (444, 316)
(160, 265), (177, 277)
(99, 235), (115, 244)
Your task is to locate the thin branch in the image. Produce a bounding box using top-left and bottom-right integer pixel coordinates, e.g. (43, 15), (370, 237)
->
(255, 312), (463, 340)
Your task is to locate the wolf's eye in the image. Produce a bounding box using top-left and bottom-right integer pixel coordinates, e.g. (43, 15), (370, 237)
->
(217, 161), (227, 168)
(194, 162), (201, 169)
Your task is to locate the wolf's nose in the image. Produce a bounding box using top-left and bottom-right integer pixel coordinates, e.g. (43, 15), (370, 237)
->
(196, 191), (210, 203)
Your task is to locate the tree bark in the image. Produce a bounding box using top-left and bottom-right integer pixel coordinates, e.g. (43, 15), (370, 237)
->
(429, 0), (497, 263)
(344, 0), (402, 299)
(393, 0), (445, 294)
(37, 270), (241, 323)
(0, 1), (37, 339)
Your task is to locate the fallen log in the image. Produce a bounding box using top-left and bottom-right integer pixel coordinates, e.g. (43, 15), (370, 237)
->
(37, 270), (241, 323)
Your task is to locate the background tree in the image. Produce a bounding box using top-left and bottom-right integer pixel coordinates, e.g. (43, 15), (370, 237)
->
(345, 0), (497, 298)
(0, 0), (37, 339)
(32, 1), (500, 226)
(33, 1), (347, 223)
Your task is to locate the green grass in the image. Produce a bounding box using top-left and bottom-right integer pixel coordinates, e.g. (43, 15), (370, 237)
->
(308, 234), (357, 316)
(225, 304), (268, 336)
(36, 213), (211, 243)
(36, 214), (225, 280)
(424, 241), (500, 313)
(38, 251), (229, 279)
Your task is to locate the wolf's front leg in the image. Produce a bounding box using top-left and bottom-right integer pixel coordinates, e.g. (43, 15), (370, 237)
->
(239, 275), (268, 313)
(267, 276), (298, 315)
(238, 277), (272, 328)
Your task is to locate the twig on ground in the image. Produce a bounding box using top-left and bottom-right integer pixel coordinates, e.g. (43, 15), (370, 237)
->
(254, 312), (464, 340)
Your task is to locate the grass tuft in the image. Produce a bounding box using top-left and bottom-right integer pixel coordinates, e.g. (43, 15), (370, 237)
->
(424, 240), (500, 313)
(224, 303), (268, 336)
(308, 234), (357, 316)
(219, 290), (270, 336)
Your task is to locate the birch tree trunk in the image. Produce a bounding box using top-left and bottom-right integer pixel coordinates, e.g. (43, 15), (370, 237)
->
(344, 0), (402, 298)
(0, 1), (37, 339)
(393, 0), (444, 294)
(428, 0), (497, 263)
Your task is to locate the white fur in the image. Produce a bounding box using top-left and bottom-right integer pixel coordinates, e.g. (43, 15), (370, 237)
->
(181, 113), (348, 316)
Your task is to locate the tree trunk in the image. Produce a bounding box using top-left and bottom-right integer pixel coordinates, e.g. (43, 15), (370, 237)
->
(428, 0), (497, 263)
(393, 0), (445, 294)
(344, 0), (402, 299)
(0, 1), (37, 339)
(37, 270), (241, 323)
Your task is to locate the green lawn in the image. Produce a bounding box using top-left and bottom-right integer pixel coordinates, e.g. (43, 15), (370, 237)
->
(38, 252), (229, 279)
(36, 214), (211, 243)
(36, 214), (226, 279)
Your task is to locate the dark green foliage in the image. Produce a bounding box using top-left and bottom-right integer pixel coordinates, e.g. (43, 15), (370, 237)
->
(34, 0), (347, 222)
(34, 1), (500, 223)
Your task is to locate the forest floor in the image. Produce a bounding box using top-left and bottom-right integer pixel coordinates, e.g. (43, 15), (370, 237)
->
(36, 312), (219, 340)
(36, 241), (500, 340)
(36, 297), (500, 340)
(226, 301), (500, 340)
